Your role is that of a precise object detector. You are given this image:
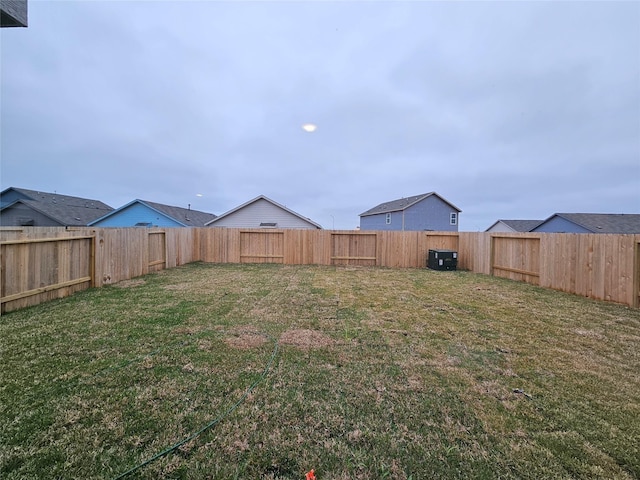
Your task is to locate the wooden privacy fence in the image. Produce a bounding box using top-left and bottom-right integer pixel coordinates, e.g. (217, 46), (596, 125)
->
(1, 235), (94, 311)
(1, 227), (199, 312)
(197, 229), (459, 267)
(460, 232), (639, 307)
(1, 227), (639, 312)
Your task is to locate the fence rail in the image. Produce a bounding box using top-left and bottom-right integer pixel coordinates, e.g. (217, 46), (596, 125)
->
(1, 227), (638, 312)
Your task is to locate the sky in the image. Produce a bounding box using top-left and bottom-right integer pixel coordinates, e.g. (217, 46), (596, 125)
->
(1, 0), (639, 231)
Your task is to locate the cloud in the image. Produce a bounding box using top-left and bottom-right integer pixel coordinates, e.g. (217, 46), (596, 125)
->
(1, 0), (638, 231)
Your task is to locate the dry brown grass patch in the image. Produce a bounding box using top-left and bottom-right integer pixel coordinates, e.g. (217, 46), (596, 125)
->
(279, 329), (335, 349)
(225, 328), (268, 349)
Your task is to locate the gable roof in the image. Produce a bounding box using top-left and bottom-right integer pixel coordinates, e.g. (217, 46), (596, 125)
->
(1, 0), (28, 27)
(485, 219), (543, 232)
(205, 195), (322, 228)
(2, 187), (113, 210)
(360, 192), (461, 217)
(535, 213), (640, 234)
(88, 199), (216, 227)
(0, 187), (113, 225)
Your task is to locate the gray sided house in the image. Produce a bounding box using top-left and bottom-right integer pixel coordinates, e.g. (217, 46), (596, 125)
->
(0, 187), (113, 226)
(485, 219), (543, 233)
(1, 0), (27, 27)
(206, 195), (322, 229)
(359, 192), (461, 232)
(89, 199), (216, 227)
(530, 213), (640, 234)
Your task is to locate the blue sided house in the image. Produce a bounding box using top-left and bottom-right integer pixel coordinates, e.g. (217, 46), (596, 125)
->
(89, 199), (216, 227)
(359, 192), (461, 232)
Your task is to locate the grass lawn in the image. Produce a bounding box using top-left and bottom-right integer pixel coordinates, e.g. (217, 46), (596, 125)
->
(1, 262), (639, 479)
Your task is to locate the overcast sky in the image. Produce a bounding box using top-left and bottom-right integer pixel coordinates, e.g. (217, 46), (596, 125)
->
(1, 1), (639, 230)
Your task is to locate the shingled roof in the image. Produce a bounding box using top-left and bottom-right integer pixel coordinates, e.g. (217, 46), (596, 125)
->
(88, 199), (217, 227)
(360, 192), (461, 217)
(1, 187), (113, 225)
(538, 213), (640, 234)
(486, 219), (543, 232)
(140, 200), (217, 227)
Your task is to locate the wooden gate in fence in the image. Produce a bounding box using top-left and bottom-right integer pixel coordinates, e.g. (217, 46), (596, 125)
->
(240, 231), (285, 263)
(491, 235), (541, 284)
(331, 232), (377, 266)
(148, 231), (166, 272)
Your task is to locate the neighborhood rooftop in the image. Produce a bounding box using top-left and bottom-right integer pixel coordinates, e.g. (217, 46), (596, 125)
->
(88, 199), (217, 227)
(359, 192), (461, 217)
(142, 200), (217, 227)
(485, 219), (544, 232)
(205, 195), (322, 229)
(537, 213), (640, 234)
(0, 187), (113, 226)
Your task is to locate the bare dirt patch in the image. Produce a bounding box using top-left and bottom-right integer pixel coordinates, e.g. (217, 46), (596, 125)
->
(279, 329), (335, 349)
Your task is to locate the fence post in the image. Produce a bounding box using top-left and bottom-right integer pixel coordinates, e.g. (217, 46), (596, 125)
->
(489, 235), (495, 277)
(90, 233), (96, 288)
(634, 240), (640, 308)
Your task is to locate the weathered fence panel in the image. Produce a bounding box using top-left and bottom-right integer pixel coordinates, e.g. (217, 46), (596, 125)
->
(0, 227), (205, 312)
(94, 228), (147, 285)
(1, 235), (93, 312)
(539, 233), (639, 306)
(491, 235), (541, 284)
(2, 227), (639, 311)
(168, 228), (200, 268)
(200, 228), (242, 264)
(457, 231), (490, 273)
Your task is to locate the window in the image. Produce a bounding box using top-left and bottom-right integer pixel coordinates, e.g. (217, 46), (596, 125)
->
(450, 212), (457, 225)
(385, 213), (391, 224)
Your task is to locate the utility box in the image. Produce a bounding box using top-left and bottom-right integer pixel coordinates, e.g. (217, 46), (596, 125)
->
(427, 249), (457, 271)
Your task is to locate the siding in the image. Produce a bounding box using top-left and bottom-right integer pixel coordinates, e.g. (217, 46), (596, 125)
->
(360, 210), (401, 231)
(210, 198), (319, 229)
(532, 217), (591, 233)
(0, 189), (29, 207)
(0, 204), (62, 227)
(91, 203), (183, 227)
(360, 195), (459, 231)
(486, 223), (516, 233)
